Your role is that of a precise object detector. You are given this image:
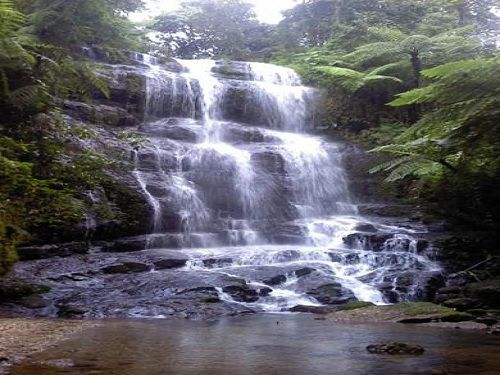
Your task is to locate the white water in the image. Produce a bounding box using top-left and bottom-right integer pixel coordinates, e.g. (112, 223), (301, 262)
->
(126, 53), (441, 311)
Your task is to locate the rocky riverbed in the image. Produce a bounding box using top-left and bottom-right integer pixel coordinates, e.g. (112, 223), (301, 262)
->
(0, 318), (99, 373)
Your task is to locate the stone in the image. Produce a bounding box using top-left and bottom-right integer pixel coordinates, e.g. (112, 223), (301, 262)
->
(367, 342), (424, 355)
(102, 262), (151, 274)
(342, 233), (393, 251)
(153, 259), (188, 270)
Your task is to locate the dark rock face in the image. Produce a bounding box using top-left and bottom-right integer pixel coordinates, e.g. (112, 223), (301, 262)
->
(307, 283), (357, 305)
(101, 237), (147, 253)
(17, 243), (88, 261)
(61, 100), (140, 128)
(102, 262), (151, 274)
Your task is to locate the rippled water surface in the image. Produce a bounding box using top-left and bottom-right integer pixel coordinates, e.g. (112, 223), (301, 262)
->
(12, 315), (500, 375)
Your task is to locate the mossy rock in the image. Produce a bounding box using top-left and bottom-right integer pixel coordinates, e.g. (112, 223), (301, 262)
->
(441, 312), (475, 322)
(0, 280), (50, 302)
(465, 278), (500, 308)
(326, 302), (458, 323)
(336, 301), (375, 311)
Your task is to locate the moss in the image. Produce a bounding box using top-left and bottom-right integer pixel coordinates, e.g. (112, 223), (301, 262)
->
(390, 302), (453, 316)
(336, 301), (375, 311)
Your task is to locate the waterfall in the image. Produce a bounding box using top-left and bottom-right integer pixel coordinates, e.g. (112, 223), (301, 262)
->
(127, 53), (441, 310)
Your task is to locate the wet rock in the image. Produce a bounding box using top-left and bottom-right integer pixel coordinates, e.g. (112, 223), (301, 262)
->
(258, 287), (273, 297)
(202, 258), (233, 268)
(222, 285), (259, 303)
(307, 283), (357, 305)
(177, 286), (218, 295)
(262, 275), (286, 286)
(221, 125), (266, 144)
(102, 262), (151, 274)
(295, 268), (315, 278)
(366, 342), (425, 355)
(251, 151), (286, 174)
(17, 242), (88, 260)
(153, 259), (187, 270)
(354, 223), (378, 233)
(342, 233), (393, 251)
(153, 126), (198, 142)
(199, 297), (221, 304)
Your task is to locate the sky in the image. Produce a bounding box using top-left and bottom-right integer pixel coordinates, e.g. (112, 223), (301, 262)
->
(130, 0), (299, 24)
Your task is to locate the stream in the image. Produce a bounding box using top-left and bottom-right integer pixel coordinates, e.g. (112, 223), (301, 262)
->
(11, 314), (500, 375)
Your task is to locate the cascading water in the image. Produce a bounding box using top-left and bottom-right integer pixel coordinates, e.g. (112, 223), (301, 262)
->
(129, 54), (441, 312)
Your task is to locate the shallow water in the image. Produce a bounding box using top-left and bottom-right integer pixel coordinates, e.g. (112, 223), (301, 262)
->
(12, 314), (500, 375)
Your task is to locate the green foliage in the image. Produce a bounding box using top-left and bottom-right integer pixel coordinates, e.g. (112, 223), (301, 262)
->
(0, 0), (146, 273)
(370, 55), (500, 223)
(153, 0), (274, 59)
(316, 66), (401, 94)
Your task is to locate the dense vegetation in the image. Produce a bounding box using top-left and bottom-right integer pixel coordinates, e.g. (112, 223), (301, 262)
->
(1, 0), (499, 274)
(0, 0), (145, 274)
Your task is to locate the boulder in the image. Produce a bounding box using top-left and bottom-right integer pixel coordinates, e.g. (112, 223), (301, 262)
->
(367, 342), (424, 355)
(306, 283), (357, 305)
(222, 285), (259, 303)
(153, 259), (187, 270)
(262, 275), (287, 286)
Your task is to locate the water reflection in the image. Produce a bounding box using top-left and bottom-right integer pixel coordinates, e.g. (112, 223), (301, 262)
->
(12, 314), (500, 375)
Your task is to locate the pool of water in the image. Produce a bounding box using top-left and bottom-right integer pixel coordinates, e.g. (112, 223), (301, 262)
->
(11, 314), (500, 375)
